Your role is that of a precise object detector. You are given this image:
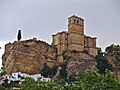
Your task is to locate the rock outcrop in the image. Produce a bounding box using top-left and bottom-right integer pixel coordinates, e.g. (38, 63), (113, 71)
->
(56, 50), (97, 77)
(56, 50), (92, 64)
(105, 55), (120, 80)
(2, 39), (97, 76)
(2, 39), (56, 74)
(66, 57), (96, 77)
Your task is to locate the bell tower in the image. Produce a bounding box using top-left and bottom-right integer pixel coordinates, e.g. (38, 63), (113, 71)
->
(68, 15), (84, 34)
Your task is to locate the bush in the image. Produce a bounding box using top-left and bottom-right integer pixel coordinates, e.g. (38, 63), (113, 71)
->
(21, 70), (120, 90)
(41, 63), (51, 77)
(95, 55), (113, 74)
(105, 44), (120, 56)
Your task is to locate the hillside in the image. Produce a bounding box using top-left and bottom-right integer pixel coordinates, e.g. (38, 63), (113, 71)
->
(2, 38), (96, 77)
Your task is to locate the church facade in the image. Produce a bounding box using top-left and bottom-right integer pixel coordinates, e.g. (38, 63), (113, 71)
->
(52, 15), (98, 56)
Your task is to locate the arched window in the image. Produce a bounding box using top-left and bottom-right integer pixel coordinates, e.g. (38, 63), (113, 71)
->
(77, 20), (79, 24)
(74, 19), (76, 23)
(69, 20), (71, 24)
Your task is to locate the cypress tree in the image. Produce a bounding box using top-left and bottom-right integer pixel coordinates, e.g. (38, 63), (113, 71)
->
(17, 30), (22, 41)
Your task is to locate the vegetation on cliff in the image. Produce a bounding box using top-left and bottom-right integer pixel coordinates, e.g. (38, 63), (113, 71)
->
(95, 55), (113, 74)
(1, 40), (120, 90)
(41, 63), (58, 78)
(20, 70), (120, 90)
(2, 69), (119, 90)
(19, 44), (120, 90)
(105, 44), (120, 56)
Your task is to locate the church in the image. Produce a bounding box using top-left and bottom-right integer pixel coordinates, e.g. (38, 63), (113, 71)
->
(52, 15), (98, 56)
(2, 15), (98, 74)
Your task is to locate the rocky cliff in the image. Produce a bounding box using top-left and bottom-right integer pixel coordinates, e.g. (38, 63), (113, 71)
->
(105, 55), (120, 80)
(66, 57), (96, 77)
(2, 39), (56, 74)
(2, 38), (97, 76)
(56, 50), (97, 77)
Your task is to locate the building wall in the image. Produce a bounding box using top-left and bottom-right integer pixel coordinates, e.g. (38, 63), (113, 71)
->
(89, 47), (98, 57)
(68, 24), (84, 34)
(52, 32), (69, 54)
(68, 33), (84, 45)
(52, 15), (98, 57)
(52, 34), (60, 45)
(68, 44), (84, 51)
(84, 36), (97, 56)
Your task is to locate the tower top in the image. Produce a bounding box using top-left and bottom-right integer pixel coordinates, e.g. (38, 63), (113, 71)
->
(68, 15), (84, 34)
(68, 15), (84, 26)
(68, 15), (84, 21)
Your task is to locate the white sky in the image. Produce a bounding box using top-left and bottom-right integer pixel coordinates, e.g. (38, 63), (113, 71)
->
(0, 0), (120, 68)
(0, 41), (6, 68)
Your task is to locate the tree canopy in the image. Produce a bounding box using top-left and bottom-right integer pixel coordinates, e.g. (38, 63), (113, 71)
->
(95, 55), (113, 74)
(105, 44), (120, 56)
(20, 70), (120, 90)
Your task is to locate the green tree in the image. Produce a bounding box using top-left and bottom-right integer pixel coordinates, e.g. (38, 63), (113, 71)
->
(105, 44), (120, 56)
(21, 78), (65, 90)
(98, 47), (104, 56)
(20, 70), (120, 90)
(51, 65), (58, 77)
(17, 30), (22, 41)
(59, 63), (67, 80)
(95, 55), (113, 74)
(41, 63), (51, 77)
(10, 81), (20, 88)
(79, 70), (120, 90)
(0, 71), (7, 76)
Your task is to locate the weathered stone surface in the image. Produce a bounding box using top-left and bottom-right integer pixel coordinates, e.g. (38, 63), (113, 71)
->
(56, 50), (92, 65)
(57, 50), (97, 77)
(2, 39), (56, 74)
(105, 55), (120, 80)
(66, 57), (97, 77)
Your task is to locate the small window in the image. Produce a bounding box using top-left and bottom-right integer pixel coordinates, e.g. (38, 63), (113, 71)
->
(69, 20), (71, 24)
(74, 19), (76, 23)
(77, 20), (79, 23)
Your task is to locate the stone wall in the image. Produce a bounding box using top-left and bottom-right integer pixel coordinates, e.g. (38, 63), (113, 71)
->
(52, 31), (68, 54)
(52, 15), (98, 56)
(68, 33), (84, 45)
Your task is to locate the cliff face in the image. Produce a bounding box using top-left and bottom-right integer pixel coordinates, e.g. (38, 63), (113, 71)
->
(2, 39), (97, 76)
(105, 55), (120, 80)
(67, 58), (96, 77)
(2, 39), (56, 74)
(56, 50), (97, 77)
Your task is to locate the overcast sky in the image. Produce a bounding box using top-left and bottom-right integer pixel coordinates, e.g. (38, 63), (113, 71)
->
(0, 0), (120, 67)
